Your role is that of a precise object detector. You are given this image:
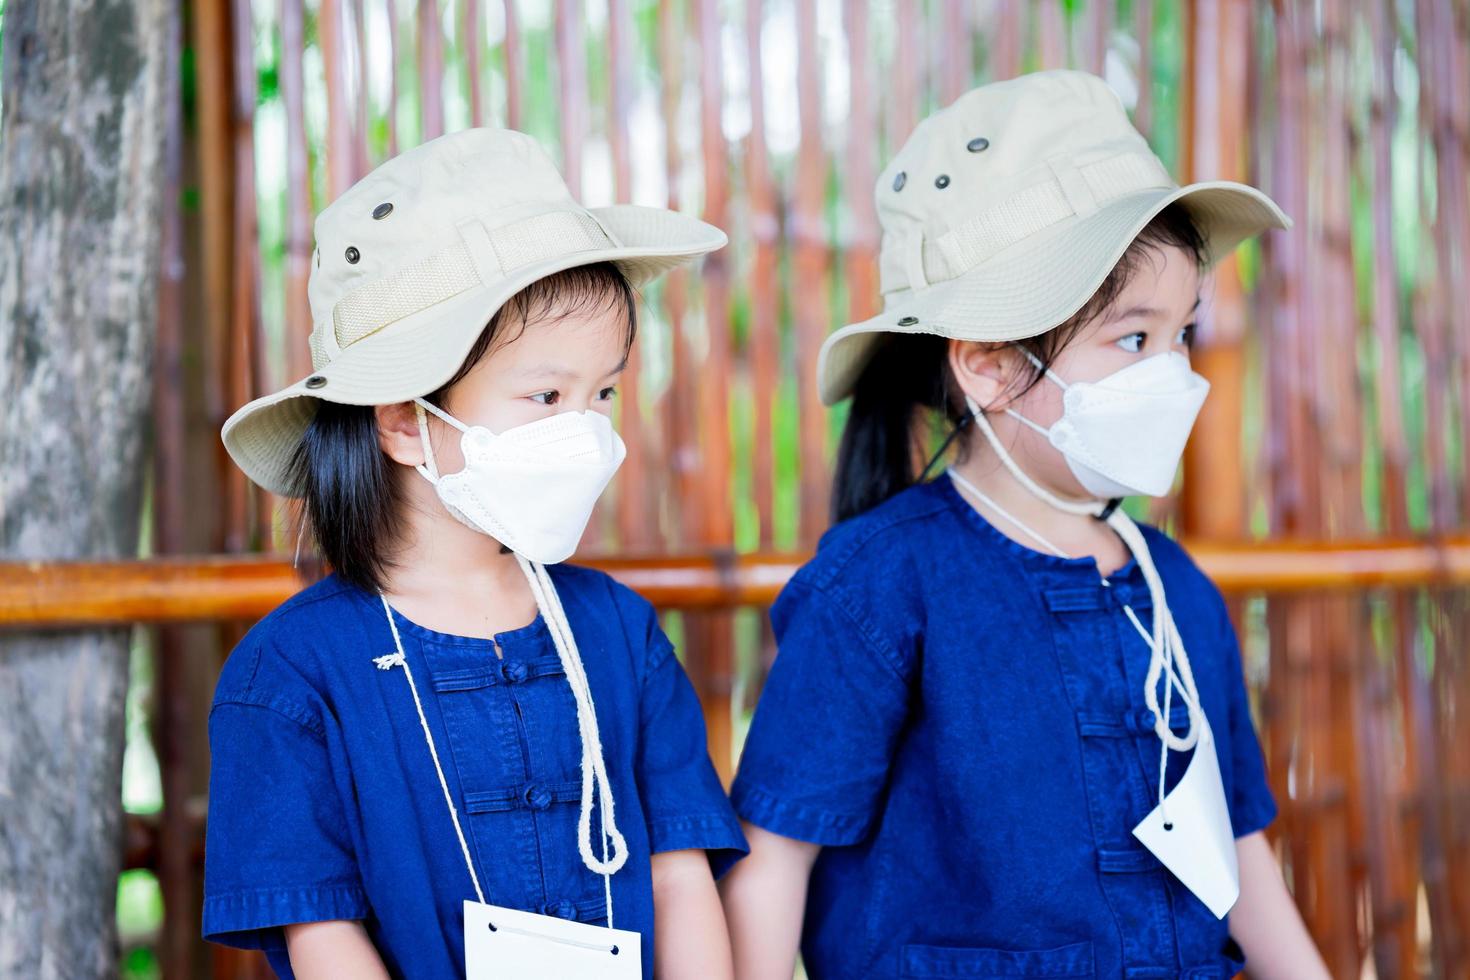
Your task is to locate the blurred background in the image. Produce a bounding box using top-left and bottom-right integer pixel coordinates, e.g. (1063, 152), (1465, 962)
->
(1, 0), (1468, 977)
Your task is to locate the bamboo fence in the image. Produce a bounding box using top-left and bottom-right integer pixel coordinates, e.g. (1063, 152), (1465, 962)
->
(4, 0), (1469, 976)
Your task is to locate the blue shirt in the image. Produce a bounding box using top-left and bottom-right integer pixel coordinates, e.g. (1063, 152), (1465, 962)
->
(730, 477), (1277, 979)
(203, 565), (747, 979)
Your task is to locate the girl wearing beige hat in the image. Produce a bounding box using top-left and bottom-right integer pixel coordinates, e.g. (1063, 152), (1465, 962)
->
(202, 128), (746, 979)
(721, 71), (1329, 979)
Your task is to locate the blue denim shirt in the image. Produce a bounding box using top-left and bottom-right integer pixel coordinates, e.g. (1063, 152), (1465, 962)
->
(730, 477), (1276, 979)
(203, 565), (747, 979)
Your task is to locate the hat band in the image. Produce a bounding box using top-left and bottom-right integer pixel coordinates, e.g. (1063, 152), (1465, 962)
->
(328, 208), (614, 352)
(879, 150), (1174, 295)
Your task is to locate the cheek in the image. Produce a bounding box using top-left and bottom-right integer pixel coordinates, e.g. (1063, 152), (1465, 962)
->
(1012, 376), (1066, 429)
(1009, 382), (1087, 483)
(427, 425), (467, 475)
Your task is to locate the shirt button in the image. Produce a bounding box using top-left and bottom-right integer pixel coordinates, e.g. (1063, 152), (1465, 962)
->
(500, 661), (528, 684)
(543, 899), (578, 919)
(524, 784), (553, 810)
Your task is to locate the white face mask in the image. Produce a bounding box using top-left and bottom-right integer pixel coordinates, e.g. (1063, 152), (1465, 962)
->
(1006, 349), (1210, 498)
(413, 399), (626, 564)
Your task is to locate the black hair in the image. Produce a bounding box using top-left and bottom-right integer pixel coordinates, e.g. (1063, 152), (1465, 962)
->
(286, 261), (638, 593)
(831, 202), (1208, 523)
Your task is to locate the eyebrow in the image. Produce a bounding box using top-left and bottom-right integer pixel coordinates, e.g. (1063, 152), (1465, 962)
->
(515, 356), (628, 381)
(1110, 296), (1202, 323)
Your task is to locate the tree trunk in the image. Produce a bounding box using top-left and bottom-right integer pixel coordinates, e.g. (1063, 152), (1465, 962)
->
(0, 1), (175, 975)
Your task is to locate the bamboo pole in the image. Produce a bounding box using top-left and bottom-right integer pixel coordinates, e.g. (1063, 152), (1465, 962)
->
(1181, 0), (1250, 541)
(990, 0), (1023, 81)
(8, 540), (1470, 631)
(280, 0), (313, 383)
(659, 0), (697, 544)
(319, 0), (354, 199)
(352, 0), (370, 177)
(746, 0), (778, 549)
(419, 0), (445, 140)
(691, 0), (736, 782)
(553, 0), (585, 199)
(606, 0), (655, 551)
(464, 0), (484, 127)
(387, 0), (401, 154)
(502, 0), (522, 131)
(793, 0), (831, 544)
(843, 0), (880, 331)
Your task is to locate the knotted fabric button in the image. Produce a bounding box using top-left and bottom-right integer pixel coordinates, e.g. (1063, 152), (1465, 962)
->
(524, 784), (553, 810)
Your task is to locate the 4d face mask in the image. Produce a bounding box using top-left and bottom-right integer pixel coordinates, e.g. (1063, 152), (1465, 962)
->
(413, 398), (627, 564)
(1006, 349), (1211, 499)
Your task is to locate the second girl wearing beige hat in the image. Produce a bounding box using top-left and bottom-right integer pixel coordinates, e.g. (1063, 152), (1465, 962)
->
(721, 70), (1329, 980)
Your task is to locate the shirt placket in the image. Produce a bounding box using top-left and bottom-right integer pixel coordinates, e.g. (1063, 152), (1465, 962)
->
(1037, 568), (1182, 976)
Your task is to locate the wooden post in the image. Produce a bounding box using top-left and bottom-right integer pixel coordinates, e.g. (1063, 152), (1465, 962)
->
(1179, 0), (1250, 542)
(0, 0), (174, 971)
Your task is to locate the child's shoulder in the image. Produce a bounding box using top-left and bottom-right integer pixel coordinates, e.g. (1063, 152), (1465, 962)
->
(793, 480), (953, 594)
(212, 574), (366, 712)
(1134, 521), (1215, 585)
(547, 561), (653, 615)
(545, 561), (667, 646)
(1131, 521), (1229, 619)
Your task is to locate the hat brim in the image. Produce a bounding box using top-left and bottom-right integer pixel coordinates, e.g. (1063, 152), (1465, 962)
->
(223, 204), (726, 497)
(817, 180), (1291, 405)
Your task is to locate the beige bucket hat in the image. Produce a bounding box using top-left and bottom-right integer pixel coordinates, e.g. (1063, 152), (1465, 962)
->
(818, 69), (1291, 405)
(222, 127), (727, 496)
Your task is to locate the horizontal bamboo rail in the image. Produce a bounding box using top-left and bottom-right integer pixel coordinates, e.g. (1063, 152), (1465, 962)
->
(5, 538), (1470, 630)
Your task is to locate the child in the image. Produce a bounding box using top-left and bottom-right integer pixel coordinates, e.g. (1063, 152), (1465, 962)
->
(719, 71), (1329, 979)
(204, 128), (746, 979)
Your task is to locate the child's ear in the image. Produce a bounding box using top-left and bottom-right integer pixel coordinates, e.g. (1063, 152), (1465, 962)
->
(376, 401), (427, 468)
(948, 339), (1025, 412)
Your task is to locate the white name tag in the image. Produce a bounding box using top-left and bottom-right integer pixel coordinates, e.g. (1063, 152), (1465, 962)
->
(463, 899), (642, 979)
(1132, 720), (1240, 918)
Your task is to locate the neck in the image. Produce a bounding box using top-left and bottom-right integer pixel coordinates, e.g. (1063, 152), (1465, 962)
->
(381, 472), (533, 616)
(949, 418), (1128, 570)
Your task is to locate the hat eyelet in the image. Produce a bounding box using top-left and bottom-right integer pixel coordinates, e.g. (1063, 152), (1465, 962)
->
(897, 315), (919, 326)
(305, 375), (327, 389)
(345, 246), (361, 264)
(934, 174), (951, 189)
(966, 137), (990, 153)
(892, 171), (907, 192)
(372, 202), (393, 220)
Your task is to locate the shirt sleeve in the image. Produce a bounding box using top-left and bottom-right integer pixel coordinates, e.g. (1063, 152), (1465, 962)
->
(730, 578), (913, 848)
(1213, 592), (1278, 838)
(202, 696), (369, 953)
(630, 599), (749, 874)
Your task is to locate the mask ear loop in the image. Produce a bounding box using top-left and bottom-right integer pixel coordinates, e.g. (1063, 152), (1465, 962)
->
(414, 399), (453, 483)
(919, 344), (1062, 483)
(1003, 345), (1072, 439)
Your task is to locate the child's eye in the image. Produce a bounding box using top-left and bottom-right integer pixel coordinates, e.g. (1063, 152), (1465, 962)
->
(1116, 331), (1148, 354)
(597, 386), (618, 401)
(1176, 323), (1197, 347)
(530, 390), (560, 406)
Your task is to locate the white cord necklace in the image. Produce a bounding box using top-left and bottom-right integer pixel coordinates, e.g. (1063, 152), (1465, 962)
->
(955, 402), (1206, 814)
(373, 557), (626, 929)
